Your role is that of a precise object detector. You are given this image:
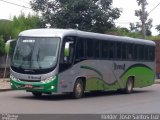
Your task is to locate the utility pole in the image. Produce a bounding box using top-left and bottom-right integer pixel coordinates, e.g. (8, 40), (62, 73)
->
(142, 0), (146, 39)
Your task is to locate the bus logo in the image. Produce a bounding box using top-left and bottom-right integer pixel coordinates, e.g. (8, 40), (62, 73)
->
(28, 76), (41, 80)
(114, 63), (125, 71)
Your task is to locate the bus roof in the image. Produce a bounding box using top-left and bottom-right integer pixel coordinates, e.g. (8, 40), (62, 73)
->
(19, 28), (155, 46)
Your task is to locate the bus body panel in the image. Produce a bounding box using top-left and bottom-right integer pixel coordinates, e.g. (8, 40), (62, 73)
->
(58, 60), (155, 93)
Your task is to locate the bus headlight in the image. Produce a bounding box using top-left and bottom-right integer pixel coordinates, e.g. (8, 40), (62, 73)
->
(10, 74), (20, 82)
(41, 76), (56, 83)
(10, 74), (15, 80)
(10, 74), (17, 80)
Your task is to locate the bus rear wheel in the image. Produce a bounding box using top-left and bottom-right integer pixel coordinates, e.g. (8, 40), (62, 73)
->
(32, 92), (42, 97)
(125, 78), (134, 94)
(72, 79), (84, 99)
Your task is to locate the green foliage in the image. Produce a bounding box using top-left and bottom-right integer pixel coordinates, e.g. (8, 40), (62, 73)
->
(146, 36), (160, 41)
(0, 20), (12, 42)
(0, 13), (41, 55)
(106, 27), (142, 38)
(31, 0), (121, 33)
(5, 44), (10, 54)
(11, 13), (41, 38)
(0, 35), (5, 55)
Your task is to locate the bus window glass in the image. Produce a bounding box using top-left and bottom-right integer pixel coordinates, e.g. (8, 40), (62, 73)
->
(144, 46), (149, 60)
(76, 38), (85, 59)
(139, 45), (144, 60)
(109, 42), (115, 59)
(133, 45), (138, 60)
(102, 41), (108, 59)
(94, 40), (100, 58)
(116, 42), (122, 59)
(12, 37), (60, 69)
(122, 43), (127, 60)
(127, 44), (133, 60)
(149, 46), (155, 61)
(86, 39), (93, 58)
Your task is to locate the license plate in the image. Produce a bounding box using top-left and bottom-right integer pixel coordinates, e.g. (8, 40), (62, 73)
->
(24, 84), (33, 89)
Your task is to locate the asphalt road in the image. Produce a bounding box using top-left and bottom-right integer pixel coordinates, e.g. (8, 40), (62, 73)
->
(0, 84), (160, 114)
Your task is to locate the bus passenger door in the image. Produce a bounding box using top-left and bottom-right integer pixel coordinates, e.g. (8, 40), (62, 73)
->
(59, 36), (76, 72)
(58, 36), (77, 92)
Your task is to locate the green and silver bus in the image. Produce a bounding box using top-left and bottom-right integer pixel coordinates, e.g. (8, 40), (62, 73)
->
(10, 29), (155, 98)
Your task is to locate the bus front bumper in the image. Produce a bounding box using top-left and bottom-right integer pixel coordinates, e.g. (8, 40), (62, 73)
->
(10, 75), (58, 93)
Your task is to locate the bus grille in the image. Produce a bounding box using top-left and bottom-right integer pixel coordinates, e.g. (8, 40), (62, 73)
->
(19, 79), (41, 82)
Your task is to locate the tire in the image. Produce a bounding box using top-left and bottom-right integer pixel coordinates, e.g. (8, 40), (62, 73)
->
(32, 92), (42, 97)
(72, 79), (84, 99)
(125, 78), (134, 94)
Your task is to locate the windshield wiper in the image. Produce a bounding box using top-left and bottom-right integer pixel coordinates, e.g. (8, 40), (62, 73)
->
(36, 48), (42, 69)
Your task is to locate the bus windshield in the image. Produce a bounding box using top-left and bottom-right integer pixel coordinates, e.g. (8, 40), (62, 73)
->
(12, 37), (60, 70)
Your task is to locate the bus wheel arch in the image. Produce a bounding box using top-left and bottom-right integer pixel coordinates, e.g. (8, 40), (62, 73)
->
(72, 77), (86, 99)
(125, 76), (134, 94)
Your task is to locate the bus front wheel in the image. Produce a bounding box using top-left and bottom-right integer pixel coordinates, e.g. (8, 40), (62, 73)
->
(72, 79), (84, 99)
(125, 78), (134, 94)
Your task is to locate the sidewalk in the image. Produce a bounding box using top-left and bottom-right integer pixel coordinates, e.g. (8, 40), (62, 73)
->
(0, 78), (160, 92)
(0, 78), (11, 91)
(155, 79), (160, 84)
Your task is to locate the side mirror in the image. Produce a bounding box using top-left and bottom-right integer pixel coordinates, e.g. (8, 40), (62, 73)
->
(5, 39), (16, 54)
(64, 41), (74, 63)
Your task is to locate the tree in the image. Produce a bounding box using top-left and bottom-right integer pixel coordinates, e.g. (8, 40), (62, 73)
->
(156, 24), (160, 35)
(11, 13), (41, 38)
(0, 13), (41, 55)
(30, 0), (121, 33)
(130, 0), (152, 38)
(107, 26), (142, 38)
(0, 35), (5, 55)
(0, 19), (12, 42)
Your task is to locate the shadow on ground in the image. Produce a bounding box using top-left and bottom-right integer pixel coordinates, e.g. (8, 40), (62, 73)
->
(14, 89), (154, 101)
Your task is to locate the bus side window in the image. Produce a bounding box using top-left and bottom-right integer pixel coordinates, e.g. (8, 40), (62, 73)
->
(144, 46), (148, 61)
(109, 42), (115, 59)
(102, 41), (108, 59)
(86, 39), (94, 58)
(75, 37), (85, 61)
(149, 46), (155, 61)
(122, 43), (127, 60)
(116, 42), (122, 60)
(138, 45), (144, 61)
(94, 39), (100, 58)
(127, 44), (133, 60)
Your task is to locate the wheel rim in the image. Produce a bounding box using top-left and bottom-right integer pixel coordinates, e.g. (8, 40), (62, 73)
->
(127, 80), (132, 92)
(75, 83), (82, 96)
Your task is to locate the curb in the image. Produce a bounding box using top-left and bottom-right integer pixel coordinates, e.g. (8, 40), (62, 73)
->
(155, 81), (160, 84)
(0, 79), (11, 92)
(0, 89), (12, 92)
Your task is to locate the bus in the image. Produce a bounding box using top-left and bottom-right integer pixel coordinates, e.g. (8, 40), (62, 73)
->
(10, 29), (155, 99)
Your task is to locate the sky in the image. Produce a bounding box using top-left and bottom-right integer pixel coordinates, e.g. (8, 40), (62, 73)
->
(113, 0), (160, 35)
(0, 0), (160, 35)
